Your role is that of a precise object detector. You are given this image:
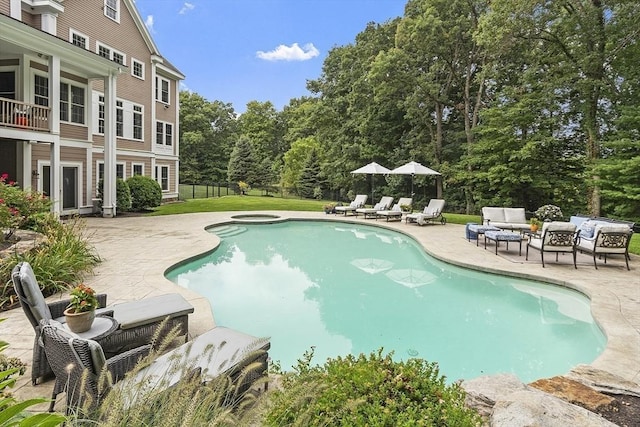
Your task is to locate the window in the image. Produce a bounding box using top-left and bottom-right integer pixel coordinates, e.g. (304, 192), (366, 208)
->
(98, 44), (110, 59)
(155, 77), (170, 103)
(97, 42), (125, 65)
(116, 101), (123, 137)
(132, 164), (144, 176)
(132, 59), (144, 79)
(113, 51), (124, 65)
(98, 95), (105, 134)
(104, 0), (119, 22)
(165, 123), (173, 146)
(0, 71), (16, 100)
(158, 166), (169, 191)
(156, 121), (173, 146)
(133, 105), (143, 140)
(97, 161), (126, 183)
(60, 82), (85, 124)
(70, 30), (88, 49)
(34, 75), (48, 106)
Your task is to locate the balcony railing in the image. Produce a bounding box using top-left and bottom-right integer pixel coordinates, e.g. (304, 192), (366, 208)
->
(0, 97), (50, 132)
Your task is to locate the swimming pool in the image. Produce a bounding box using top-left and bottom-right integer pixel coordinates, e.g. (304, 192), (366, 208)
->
(166, 221), (606, 383)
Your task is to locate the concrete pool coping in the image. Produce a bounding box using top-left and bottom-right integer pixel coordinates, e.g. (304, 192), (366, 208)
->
(4, 211), (639, 407)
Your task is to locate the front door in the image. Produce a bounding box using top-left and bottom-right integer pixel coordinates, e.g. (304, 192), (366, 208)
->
(62, 166), (78, 210)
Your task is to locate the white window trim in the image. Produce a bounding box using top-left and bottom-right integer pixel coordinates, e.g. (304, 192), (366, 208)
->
(96, 160), (127, 187)
(60, 80), (87, 126)
(69, 28), (89, 50)
(96, 41), (126, 65)
(155, 120), (173, 146)
(132, 103), (144, 141)
(156, 76), (170, 104)
(157, 165), (169, 192)
(131, 58), (145, 80)
(104, 0), (120, 23)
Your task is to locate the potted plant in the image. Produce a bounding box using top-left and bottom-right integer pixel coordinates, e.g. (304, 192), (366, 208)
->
(323, 203), (336, 214)
(530, 217), (541, 232)
(64, 284), (100, 333)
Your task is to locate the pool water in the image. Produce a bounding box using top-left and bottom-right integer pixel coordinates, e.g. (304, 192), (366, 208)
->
(166, 221), (606, 383)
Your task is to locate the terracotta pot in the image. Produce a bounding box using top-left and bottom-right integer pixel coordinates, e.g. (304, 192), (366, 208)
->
(64, 308), (96, 333)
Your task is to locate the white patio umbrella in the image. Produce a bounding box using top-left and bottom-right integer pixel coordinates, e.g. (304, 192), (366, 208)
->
(389, 161), (441, 197)
(351, 162), (391, 204)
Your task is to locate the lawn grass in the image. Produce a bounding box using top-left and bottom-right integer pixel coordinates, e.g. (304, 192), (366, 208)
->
(149, 195), (639, 256)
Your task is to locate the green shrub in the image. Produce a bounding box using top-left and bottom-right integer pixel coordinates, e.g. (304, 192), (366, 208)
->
(97, 179), (132, 213)
(0, 216), (101, 305)
(0, 173), (50, 241)
(116, 179), (132, 212)
(127, 175), (162, 211)
(263, 349), (482, 426)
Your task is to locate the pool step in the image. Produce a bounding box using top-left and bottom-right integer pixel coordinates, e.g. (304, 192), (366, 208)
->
(210, 225), (247, 238)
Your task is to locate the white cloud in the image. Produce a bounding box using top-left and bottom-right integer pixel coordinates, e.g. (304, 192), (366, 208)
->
(179, 2), (195, 15)
(256, 43), (319, 62)
(144, 15), (154, 32)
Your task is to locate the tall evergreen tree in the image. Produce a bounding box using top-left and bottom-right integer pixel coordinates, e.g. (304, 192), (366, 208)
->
(227, 136), (257, 185)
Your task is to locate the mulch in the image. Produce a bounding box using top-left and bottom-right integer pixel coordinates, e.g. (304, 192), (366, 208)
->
(597, 394), (640, 427)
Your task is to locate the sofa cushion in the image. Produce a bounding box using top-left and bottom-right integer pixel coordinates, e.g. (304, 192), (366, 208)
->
(578, 220), (596, 239)
(482, 207), (507, 223)
(504, 208), (526, 224)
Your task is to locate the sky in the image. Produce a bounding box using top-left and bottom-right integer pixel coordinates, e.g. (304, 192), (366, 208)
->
(133, 0), (406, 113)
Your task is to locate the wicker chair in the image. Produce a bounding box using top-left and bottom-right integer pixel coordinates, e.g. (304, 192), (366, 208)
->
(40, 320), (151, 413)
(41, 321), (270, 413)
(11, 261), (194, 385)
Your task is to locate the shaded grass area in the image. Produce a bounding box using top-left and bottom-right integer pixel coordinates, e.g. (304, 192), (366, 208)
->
(149, 196), (639, 256)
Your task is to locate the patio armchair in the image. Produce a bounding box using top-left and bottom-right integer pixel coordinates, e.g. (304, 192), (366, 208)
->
(575, 224), (633, 270)
(11, 261), (194, 385)
(526, 222), (578, 268)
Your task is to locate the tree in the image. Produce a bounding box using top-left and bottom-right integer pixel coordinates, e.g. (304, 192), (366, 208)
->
(227, 136), (257, 185)
(297, 148), (324, 199)
(281, 136), (321, 191)
(179, 92), (238, 183)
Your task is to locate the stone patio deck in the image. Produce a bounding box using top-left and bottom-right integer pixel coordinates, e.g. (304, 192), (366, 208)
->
(3, 211), (639, 411)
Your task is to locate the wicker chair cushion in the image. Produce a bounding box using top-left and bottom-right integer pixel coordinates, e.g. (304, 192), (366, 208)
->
(19, 262), (52, 322)
(109, 293), (194, 329)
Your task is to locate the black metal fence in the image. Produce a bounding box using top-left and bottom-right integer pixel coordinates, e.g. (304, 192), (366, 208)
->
(178, 183), (342, 201)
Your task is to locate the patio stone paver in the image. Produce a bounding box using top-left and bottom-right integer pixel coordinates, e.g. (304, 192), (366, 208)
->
(3, 211), (639, 410)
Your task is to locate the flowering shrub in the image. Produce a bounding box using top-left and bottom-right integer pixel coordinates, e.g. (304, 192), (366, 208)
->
(238, 181), (251, 195)
(0, 173), (50, 241)
(67, 284), (100, 313)
(534, 204), (564, 222)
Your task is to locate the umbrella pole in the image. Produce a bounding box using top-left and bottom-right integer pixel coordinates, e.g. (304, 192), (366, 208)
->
(371, 174), (374, 206)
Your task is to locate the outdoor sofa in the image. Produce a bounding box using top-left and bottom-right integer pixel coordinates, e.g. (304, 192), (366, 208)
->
(481, 207), (530, 231)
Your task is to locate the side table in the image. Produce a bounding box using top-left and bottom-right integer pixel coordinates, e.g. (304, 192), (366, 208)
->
(62, 315), (119, 340)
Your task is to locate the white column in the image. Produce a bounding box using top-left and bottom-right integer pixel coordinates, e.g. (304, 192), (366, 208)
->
(20, 141), (32, 190)
(49, 56), (61, 216)
(102, 73), (118, 218)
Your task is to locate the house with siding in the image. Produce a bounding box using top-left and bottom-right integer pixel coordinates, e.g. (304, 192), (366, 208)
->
(0, 0), (183, 217)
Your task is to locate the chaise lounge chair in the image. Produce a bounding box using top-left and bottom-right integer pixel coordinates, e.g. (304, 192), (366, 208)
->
(525, 222), (577, 268)
(40, 320), (270, 413)
(334, 194), (368, 216)
(376, 197), (413, 221)
(11, 261), (195, 385)
(356, 196), (394, 219)
(405, 199), (446, 225)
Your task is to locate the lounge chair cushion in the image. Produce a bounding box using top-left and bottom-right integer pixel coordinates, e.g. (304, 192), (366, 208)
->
(108, 293), (194, 330)
(19, 263), (53, 323)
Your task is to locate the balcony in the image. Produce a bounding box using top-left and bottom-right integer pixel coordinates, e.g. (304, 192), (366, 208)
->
(0, 97), (50, 132)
